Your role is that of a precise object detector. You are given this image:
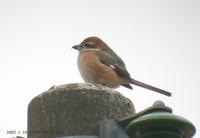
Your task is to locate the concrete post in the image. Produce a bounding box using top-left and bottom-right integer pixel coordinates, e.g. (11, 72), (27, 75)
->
(28, 83), (135, 138)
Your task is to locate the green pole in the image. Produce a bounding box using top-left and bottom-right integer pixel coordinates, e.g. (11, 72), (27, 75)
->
(126, 101), (196, 138)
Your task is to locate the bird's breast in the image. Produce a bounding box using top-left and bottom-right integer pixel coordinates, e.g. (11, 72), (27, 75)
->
(77, 51), (121, 88)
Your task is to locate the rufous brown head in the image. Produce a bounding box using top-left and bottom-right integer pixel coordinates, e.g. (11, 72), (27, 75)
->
(72, 36), (111, 51)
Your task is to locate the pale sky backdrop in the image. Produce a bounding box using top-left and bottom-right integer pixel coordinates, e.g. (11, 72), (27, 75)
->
(0, 0), (199, 138)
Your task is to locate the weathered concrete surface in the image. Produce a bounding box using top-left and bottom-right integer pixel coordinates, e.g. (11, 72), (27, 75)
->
(28, 83), (135, 138)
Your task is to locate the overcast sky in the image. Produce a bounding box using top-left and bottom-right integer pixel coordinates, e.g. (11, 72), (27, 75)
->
(0, 0), (199, 138)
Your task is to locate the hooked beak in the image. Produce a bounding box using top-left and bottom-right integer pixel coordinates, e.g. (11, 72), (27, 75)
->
(72, 45), (82, 50)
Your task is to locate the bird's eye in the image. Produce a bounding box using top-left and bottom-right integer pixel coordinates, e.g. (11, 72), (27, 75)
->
(84, 43), (95, 48)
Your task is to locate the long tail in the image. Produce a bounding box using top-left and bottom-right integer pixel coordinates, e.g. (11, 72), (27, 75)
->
(131, 79), (172, 96)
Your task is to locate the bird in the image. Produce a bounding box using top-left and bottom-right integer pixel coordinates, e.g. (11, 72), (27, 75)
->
(72, 36), (172, 96)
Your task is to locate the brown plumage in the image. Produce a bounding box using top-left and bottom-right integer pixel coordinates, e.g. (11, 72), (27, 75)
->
(73, 36), (172, 96)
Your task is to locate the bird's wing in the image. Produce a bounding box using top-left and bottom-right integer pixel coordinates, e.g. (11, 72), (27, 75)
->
(105, 48), (126, 67)
(96, 51), (131, 79)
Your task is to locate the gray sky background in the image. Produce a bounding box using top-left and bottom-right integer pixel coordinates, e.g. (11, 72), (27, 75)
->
(0, 0), (199, 138)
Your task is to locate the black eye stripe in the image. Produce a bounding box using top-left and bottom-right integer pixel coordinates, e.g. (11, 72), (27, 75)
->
(84, 43), (95, 48)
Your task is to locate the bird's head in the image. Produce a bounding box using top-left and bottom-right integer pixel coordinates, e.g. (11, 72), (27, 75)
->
(72, 36), (109, 52)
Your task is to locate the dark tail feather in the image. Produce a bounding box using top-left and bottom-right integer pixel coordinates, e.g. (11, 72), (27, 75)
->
(131, 79), (172, 97)
(121, 84), (133, 89)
